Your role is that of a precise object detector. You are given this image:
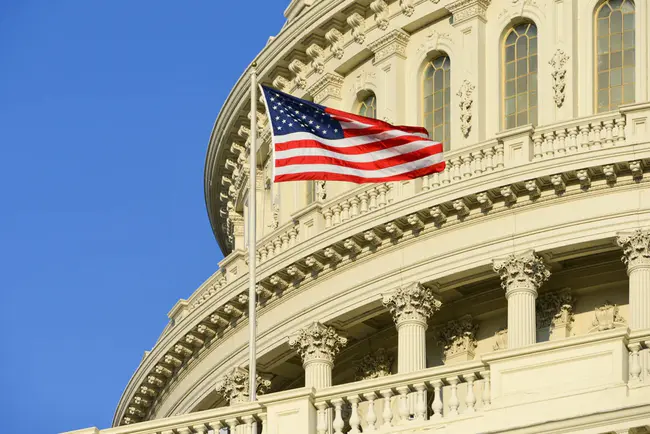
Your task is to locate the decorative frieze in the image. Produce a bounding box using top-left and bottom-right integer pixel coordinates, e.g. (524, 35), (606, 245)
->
(355, 348), (394, 380)
(447, 0), (491, 25)
(382, 282), (442, 325)
(307, 72), (344, 105)
(457, 80), (475, 138)
(215, 367), (271, 405)
(549, 49), (569, 108)
(590, 302), (626, 332)
(617, 229), (650, 270)
(493, 250), (550, 295)
(437, 316), (478, 363)
(536, 290), (574, 339)
(289, 322), (348, 364)
(368, 29), (410, 64)
(370, 0), (389, 31)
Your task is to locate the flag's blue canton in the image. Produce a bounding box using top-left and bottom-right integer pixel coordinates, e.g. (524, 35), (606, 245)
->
(262, 86), (345, 140)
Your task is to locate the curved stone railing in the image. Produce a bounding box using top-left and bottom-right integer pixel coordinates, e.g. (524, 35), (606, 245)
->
(257, 220), (300, 264)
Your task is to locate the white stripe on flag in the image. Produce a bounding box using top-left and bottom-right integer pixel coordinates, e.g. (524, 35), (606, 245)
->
(275, 140), (439, 162)
(273, 129), (429, 147)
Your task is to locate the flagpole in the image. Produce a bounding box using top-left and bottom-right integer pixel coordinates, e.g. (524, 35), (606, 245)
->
(248, 61), (258, 402)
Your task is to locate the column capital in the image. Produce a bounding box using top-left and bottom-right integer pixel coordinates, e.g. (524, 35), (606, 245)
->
(307, 72), (344, 105)
(289, 322), (347, 365)
(215, 367), (271, 405)
(355, 348), (394, 380)
(446, 0), (491, 25)
(437, 315), (478, 363)
(493, 250), (550, 296)
(382, 282), (442, 326)
(368, 29), (410, 64)
(617, 229), (650, 271)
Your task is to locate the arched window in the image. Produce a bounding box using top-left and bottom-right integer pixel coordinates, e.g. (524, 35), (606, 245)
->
(596, 0), (635, 113)
(358, 93), (377, 118)
(503, 22), (538, 129)
(423, 55), (451, 150)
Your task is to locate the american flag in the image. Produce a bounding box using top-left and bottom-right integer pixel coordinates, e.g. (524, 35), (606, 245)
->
(261, 85), (446, 184)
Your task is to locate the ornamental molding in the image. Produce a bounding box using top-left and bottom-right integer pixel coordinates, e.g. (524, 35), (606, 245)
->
(355, 348), (394, 380)
(307, 72), (344, 104)
(617, 229), (650, 271)
(416, 27), (452, 57)
(288, 59), (308, 90)
(382, 282), (442, 325)
(536, 289), (574, 332)
(457, 80), (475, 138)
(589, 301), (626, 333)
(493, 328), (508, 350)
(288, 322), (348, 364)
(447, 0), (491, 25)
(306, 43), (326, 75)
(325, 28), (344, 60)
(493, 250), (550, 296)
(347, 12), (366, 45)
(368, 29), (410, 64)
(437, 315), (478, 363)
(350, 69), (377, 95)
(370, 0), (389, 31)
(315, 180), (327, 201)
(400, 0), (415, 17)
(549, 49), (569, 108)
(215, 367), (271, 405)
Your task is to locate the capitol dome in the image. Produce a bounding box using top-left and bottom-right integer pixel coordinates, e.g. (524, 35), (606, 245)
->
(67, 0), (650, 433)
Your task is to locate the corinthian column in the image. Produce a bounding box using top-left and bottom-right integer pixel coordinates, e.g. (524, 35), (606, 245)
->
(383, 282), (442, 373)
(617, 229), (650, 330)
(215, 367), (271, 406)
(289, 322), (347, 389)
(493, 251), (551, 349)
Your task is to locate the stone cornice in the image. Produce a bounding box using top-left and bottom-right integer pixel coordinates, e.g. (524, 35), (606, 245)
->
(368, 28), (410, 64)
(117, 145), (650, 425)
(446, 0), (491, 25)
(307, 72), (344, 104)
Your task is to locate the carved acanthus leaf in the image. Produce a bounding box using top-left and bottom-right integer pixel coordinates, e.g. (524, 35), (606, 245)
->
(617, 229), (650, 270)
(347, 12), (366, 45)
(355, 348), (393, 380)
(325, 28), (344, 59)
(370, 0), (389, 30)
(289, 322), (348, 363)
(549, 49), (569, 108)
(215, 367), (271, 405)
(457, 79), (475, 138)
(437, 316), (478, 362)
(382, 282), (442, 325)
(493, 250), (550, 294)
(536, 290), (574, 330)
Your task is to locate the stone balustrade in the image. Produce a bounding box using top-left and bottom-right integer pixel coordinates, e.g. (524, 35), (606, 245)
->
(256, 221), (299, 265)
(322, 183), (393, 229)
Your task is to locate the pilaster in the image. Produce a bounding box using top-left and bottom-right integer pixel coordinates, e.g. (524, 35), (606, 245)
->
(215, 367), (271, 406)
(617, 229), (650, 330)
(368, 29), (410, 124)
(382, 282), (442, 373)
(289, 322), (347, 388)
(493, 250), (550, 349)
(447, 0), (490, 144)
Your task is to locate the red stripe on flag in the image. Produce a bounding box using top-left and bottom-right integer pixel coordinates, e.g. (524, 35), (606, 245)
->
(326, 108), (430, 136)
(275, 136), (440, 155)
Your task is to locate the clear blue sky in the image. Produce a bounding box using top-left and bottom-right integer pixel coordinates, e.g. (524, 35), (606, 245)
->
(0, 2), (286, 433)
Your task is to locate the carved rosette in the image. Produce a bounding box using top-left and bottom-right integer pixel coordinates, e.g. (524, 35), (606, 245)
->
(617, 229), (650, 272)
(382, 282), (442, 326)
(457, 79), (475, 138)
(437, 316), (478, 363)
(549, 49), (569, 108)
(493, 250), (550, 296)
(536, 290), (574, 330)
(354, 348), (394, 380)
(215, 367), (271, 405)
(289, 322), (348, 365)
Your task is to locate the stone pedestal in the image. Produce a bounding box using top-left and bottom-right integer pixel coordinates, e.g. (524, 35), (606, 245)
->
(493, 251), (551, 349)
(383, 282), (442, 373)
(617, 230), (650, 330)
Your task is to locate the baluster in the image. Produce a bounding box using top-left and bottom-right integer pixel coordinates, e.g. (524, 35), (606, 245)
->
(260, 248), (267, 263)
(397, 386), (410, 423)
(442, 164), (452, 184)
(348, 396), (361, 434)
(192, 424), (208, 434)
(273, 238), (282, 254)
(603, 119), (615, 146)
(332, 205), (342, 225)
(430, 379), (443, 419)
(281, 234), (289, 251)
(377, 184), (388, 207)
(532, 134), (543, 160)
(447, 377), (460, 416)
(543, 132), (555, 157)
(266, 244), (274, 260)
(369, 188), (378, 211)
(464, 374), (476, 413)
(316, 402), (328, 434)
(451, 158), (462, 181)
(422, 174), (430, 191)
(380, 389), (393, 428)
(472, 151), (483, 175)
(208, 421), (223, 433)
(226, 418), (239, 434)
(480, 371), (491, 409)
(461, 156), (472, 178)
(567, 127), (579, 153)
(324, 209), (333, 228)
(288, 228), (298, 246)
(616, 117), (627, 144)
(592, 122), (603, 149)
(363, 392), (378, 431)
(259, 413), (267, 434)
(556, 129), (567, 155)
(350, 197), (360, 218)
(630, 343), (642, 383)
(484, 148), (495, 171)
(242, 415), (255, 434)
(579, 124), (591, 150)
(341, 200), (351, 222)
(495, 144), (505, 169)
(359, 192), (369, 214)
(414, 383), (427, 421)
(332, 398), (345, 434)
(431, 172), (441, 188)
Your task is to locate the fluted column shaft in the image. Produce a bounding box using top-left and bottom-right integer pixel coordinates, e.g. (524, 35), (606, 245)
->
(383, 282), (442, 374)
(493, 250), (551, 350)
(396, 319), (427, 373)
(304, 359), (333, 389)
(618, 230), (650, 330)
